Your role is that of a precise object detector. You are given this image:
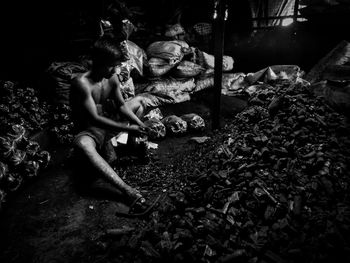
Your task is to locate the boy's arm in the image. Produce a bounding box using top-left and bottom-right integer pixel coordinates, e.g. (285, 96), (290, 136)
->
(110, 75), (146, 128)
(74, 78), (141, 133)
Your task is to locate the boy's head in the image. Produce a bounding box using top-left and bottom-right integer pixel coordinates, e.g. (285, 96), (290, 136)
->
(91, 36), (127, 78)
(91, 36), (126, 67)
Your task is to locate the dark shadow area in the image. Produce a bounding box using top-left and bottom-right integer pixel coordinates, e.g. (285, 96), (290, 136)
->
(1, 1), (350, 263)
(1, 0), (349, 84)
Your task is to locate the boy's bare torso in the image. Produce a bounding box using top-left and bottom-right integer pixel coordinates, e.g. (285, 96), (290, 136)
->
(71, 72), (117, 130)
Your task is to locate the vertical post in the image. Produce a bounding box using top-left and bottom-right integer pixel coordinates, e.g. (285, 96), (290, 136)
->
(265, 0), (269, 27)
(212, 0), (226, 130)
(257, 0), (261, 28)
(293, 0), (299, 22)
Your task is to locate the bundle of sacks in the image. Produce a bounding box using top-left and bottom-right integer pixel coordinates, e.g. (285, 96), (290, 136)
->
(115, 39), (235, 108)
(44, 39), (232, 147)
(61, 39), (236, 123)
(145, 40), (234, 79)
(0, 81), (50, 134)
(142, 40), (235, 105)
(0, 124), (51, 211)
(142, 108), (206, 140)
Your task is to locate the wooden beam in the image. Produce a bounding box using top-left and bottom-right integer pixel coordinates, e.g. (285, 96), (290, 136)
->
(293, 0), (299, 22)
(305, 40), (350, 83)
(212, 0), (226, 130)
(252, 15), (303, 21)
(323, 65), (350, 81)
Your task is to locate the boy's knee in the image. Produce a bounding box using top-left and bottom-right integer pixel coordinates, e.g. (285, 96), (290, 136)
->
(128, 96), (146, 117)
(137, 97), (146, 110)
(128, 96), (142, 108)
(135, 103), (145, 118)
(73, 135), (96, 150)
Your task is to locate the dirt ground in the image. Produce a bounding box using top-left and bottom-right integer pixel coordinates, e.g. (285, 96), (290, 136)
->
(0, 94), (247, 263)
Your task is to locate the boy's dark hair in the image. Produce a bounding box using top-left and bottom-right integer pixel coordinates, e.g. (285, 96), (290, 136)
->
(91, 36), (126, 66)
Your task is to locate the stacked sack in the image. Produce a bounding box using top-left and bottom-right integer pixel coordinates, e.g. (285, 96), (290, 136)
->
(50, 103), (75, 145)
(195, 48), (234, 72)
(0, 80), (52, 210)
(46, 62), (88, 145)
(161, 115), (188, 135)
(0, 124), (51, 211)
(180, 113), (206, 132)
(162, 113), (206, 135)
(133, 40), (235, 106)
(0, 81), (50, 134)
(118, 40), (148, 99)
(143, 108), (206, 140)
(143, 108), (167, 140)
(146, 40), (192, 77)
(147, 40), (190, 67)
(144, 40), (234, 80)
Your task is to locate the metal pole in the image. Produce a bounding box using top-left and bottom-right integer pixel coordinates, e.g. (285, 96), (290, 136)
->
(294, 0), (299, 22)
(265, 0), (269, 26)
(212, 0), (226, 130)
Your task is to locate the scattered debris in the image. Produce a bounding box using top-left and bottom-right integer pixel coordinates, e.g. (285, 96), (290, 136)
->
(109, 77), (350, 263)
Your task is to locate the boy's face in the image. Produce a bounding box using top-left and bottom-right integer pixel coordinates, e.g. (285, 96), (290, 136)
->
(101, 60), (122, 79)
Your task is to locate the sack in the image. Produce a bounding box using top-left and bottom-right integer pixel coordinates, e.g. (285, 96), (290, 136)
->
(194, 73), (246, 93)
(144, 78), (196, 94)
(147, 57), (174, 77)
(35, 150), (51, 169)
(223, 56), (234, 71)
(165, 24), (185, 37)
(120, 40), (147, 76)
(22, 160), (40, 178)
(0, 162), (8, 181)
(162, 115), (187, 135)
(198, 51), (213, 68)
(144, 118), (166, 140)
(138, 79), (195, 106)
(194, 77), (214, 92)
(171, 40), (190, 50)
(143, 108), (163, 121)
(46, 62), (87, 105)
(180, 114), (205, 131)
(120, 77), (135, 100)
(5, 173), (23, 192)
(221, 73), (248, 95)
(172, 61), (204, 78)
(137, 93), (174, 108)
(198, 51), (234, 71)
(147, 41), (190, 65)
(116, 63), (132, 83)
(121, 19), (136, 40)
(0, 188), (6, 210)
(167, 92), (191, 103)
(0, 136), (15, 159)
(6, 124), (26, 143)
(246, 65), (301, 85)
(8, 149), (26, 167)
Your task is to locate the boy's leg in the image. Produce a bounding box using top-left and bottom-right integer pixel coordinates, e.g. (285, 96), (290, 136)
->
(73, 135), (143, 201)
(125, 96), (146, 118)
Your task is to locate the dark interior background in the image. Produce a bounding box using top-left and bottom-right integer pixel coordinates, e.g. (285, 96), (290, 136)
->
(0, 0), (349, 84)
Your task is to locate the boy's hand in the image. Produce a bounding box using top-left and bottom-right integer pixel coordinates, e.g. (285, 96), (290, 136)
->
(128, 124), (147, 136)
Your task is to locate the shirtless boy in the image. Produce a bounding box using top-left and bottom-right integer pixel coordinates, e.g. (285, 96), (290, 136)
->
(71, 36), (147, 203)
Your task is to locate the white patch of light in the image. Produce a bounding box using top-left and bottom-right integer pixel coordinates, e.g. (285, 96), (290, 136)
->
(282, 18), (294, 26)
